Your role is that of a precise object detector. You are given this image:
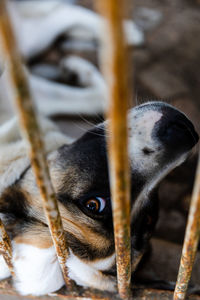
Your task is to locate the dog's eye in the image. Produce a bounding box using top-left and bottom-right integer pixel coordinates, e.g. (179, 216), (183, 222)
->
(85, 197), (106, 213)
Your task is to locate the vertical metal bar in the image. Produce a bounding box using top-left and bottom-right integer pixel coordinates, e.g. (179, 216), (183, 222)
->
(96, 1), (131, 299)
(0, 219), (15, 277)
(0, 0), (72, 288)
(174, 150), (200, 300)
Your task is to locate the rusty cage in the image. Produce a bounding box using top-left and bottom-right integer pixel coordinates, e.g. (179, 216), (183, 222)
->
(0, 0), (199, 299)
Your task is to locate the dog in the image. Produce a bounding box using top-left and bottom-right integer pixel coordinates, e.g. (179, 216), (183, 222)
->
(0, 101), (198, 296)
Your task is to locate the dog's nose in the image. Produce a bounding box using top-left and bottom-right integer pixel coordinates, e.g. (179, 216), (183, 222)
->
(155, 105), (199, 151)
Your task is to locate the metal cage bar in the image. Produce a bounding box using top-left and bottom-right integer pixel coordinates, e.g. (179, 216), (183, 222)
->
(0, 0), (72, 288)
(0, 219), (15, 277)
(96, 0), (132, 298)
(173, 149), (200, 300)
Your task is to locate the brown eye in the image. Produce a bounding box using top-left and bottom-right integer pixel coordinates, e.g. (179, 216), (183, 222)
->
(85, 197), (106, 213)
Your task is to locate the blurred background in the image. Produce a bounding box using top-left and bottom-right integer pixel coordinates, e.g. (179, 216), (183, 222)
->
(0, 0), (200, 297)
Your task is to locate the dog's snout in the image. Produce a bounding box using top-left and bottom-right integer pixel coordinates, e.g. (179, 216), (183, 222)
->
(156, 106), (199, 151)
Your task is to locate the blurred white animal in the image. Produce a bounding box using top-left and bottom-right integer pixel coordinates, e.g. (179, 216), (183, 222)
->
(0, 1), (144, 119)
(9, 0), (144, 59)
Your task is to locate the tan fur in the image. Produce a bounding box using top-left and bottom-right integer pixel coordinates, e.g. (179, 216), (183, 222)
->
(50, 163), (91, 199)
(14, 225), (53, 249)
(20, 167), (112, 256)
(22, 191), (112, 253)
(61, 215), (111, 251)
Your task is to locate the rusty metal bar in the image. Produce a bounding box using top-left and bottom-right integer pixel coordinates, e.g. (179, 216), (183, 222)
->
(0, 218), (15, 277)
(0, 0), (72, 288)
(96, 1), (131, 299)
(174, 150), (200, 300)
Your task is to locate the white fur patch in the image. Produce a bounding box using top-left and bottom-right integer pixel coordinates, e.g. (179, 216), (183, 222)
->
(66, 250), (116, 292)
(128, 109), (163, 173)
(12, 243), (64, 296)
(0, 241), (115, 296)
(0, 255), (11, 280)
(89, 252), (115, 271)
(6, 241), (116, 295)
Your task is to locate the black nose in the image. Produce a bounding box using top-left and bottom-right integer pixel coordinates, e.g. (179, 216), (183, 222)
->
(155, 105), (199, 152)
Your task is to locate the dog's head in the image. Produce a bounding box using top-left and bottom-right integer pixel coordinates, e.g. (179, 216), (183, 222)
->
(0, 101), (198, 271)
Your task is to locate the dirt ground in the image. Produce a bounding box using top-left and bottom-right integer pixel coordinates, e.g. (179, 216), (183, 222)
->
(1, 0), (200, 299)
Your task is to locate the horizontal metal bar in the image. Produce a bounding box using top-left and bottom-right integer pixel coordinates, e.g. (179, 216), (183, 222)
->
(0, 218), (15, 277)
(96, 0), (132, 299)
(2, 278), (200, 300)
(173, 150), (200, 300)
(0, 0), (72, 288)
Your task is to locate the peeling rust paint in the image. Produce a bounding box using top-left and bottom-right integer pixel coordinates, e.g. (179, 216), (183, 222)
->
(96, 1), (132, 298)
(174, 152), (200, 300)
(0, 0), (72, 288)
(0, 218), (15, 277)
